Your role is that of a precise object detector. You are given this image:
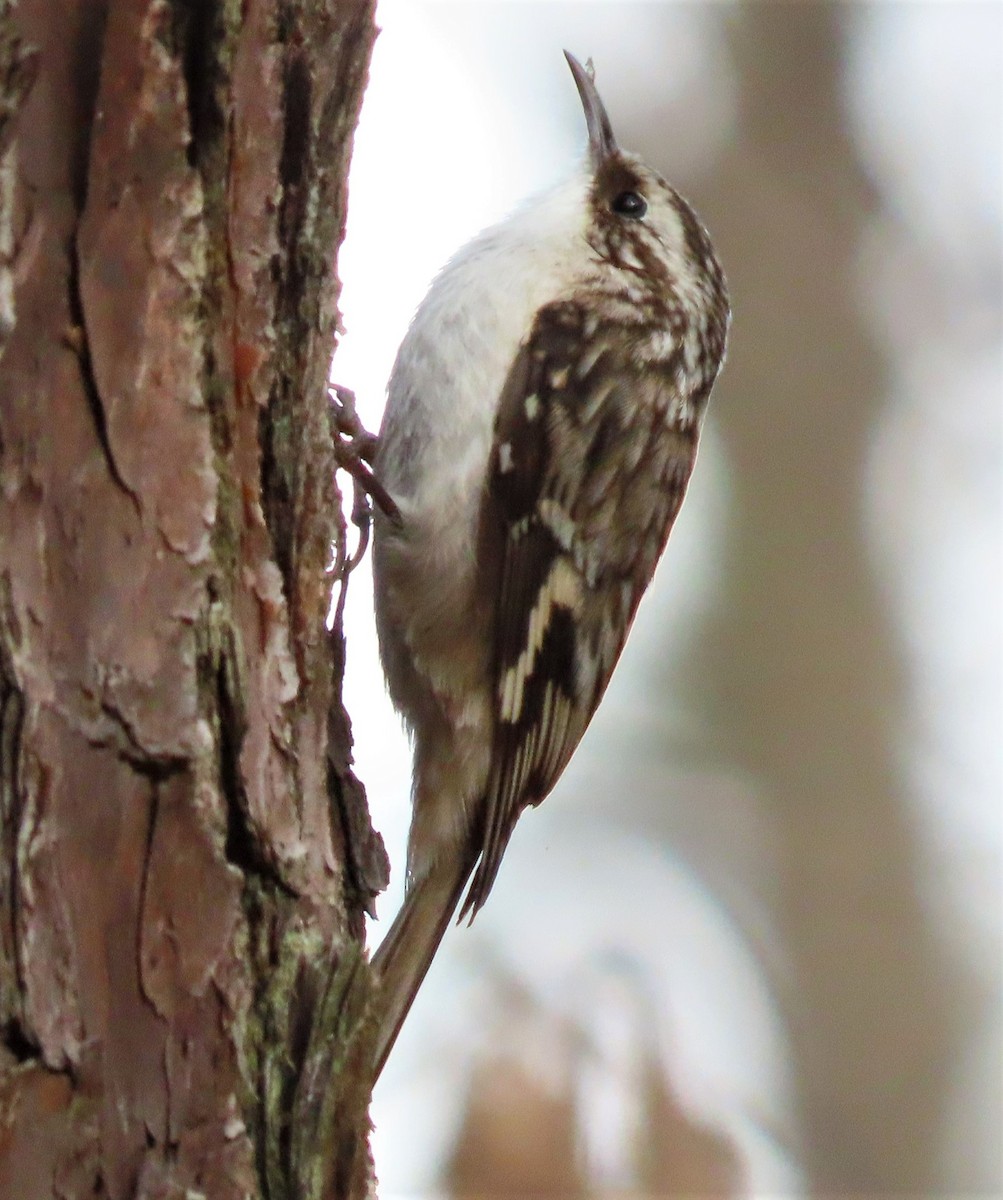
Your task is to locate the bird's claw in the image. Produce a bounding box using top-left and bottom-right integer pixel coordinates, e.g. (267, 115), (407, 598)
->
(329, 385), (404, 623)
(329, 384), (402, 527)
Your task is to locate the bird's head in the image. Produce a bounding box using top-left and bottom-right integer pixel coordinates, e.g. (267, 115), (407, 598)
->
(564, 50), (729, 375)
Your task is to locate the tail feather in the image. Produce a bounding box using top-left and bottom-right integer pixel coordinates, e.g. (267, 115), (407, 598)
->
(371, 852), (474, 1079)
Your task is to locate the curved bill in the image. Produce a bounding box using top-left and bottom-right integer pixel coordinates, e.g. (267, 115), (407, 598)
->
(564, 50), (618, 167)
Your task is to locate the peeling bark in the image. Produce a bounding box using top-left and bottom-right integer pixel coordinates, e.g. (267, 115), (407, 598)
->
(0, 2), (383, 1197)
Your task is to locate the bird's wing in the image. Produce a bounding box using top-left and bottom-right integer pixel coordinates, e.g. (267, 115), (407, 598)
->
(461, 300), (699, 918)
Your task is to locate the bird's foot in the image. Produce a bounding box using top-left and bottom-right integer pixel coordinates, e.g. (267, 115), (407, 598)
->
(329, 384), (401, 526)
(329, 385), (403, 595)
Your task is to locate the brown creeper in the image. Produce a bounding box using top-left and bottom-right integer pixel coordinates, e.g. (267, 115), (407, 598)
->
(370, 52), (729, 1075)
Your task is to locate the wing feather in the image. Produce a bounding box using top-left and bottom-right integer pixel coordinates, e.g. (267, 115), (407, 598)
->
(460, 300), (698, 919)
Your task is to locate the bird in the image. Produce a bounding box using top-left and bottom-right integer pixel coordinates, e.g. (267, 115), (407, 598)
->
(368, 51), (730, 1078)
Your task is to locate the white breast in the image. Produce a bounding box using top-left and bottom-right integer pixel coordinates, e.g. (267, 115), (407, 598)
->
(372, 170), (595, 832)
(378, 170), (593, 546)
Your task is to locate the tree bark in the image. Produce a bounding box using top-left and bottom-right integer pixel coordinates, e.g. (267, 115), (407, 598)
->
(0, 2), (384, 1197)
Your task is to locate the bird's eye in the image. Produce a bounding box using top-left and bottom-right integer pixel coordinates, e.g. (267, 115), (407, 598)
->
(611, 190), (647, 218)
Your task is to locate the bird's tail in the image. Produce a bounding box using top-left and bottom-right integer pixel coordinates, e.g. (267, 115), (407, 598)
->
(370, 851), (475, 1079)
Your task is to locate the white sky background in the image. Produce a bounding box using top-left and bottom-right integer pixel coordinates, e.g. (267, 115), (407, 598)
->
(334, 2), (1002, 1194)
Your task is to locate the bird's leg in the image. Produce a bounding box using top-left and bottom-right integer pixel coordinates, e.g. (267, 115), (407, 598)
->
(329, 384), (401, 525)
(329, 386), (403, 623)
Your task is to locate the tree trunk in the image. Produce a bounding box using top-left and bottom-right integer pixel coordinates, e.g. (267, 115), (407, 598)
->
(0, 2), (385, 1197)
